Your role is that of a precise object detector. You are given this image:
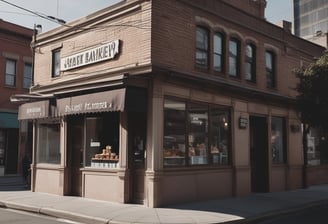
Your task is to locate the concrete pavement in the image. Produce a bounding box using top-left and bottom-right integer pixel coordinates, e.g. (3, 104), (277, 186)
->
(0, 184), (328, 224)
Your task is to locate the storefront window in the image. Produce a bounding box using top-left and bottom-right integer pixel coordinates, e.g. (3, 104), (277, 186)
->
(163, 98), (231, 167)
(271, 117), (286, 163)
(188, 104), (209, 165)
(85, 113), (120, 168)
(37, 122), (60, 164)
(163, 99), (186, 166)
(210, 108), (230, 165)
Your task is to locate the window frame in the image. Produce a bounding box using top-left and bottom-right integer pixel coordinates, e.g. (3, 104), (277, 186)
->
(163, 97), (231, 168)
(213, 32), (225, 73)
(23, 63), (32, 89)
(5, 59), (17, 87)
(266, 50), (276, 89)
(245, 43), (256, 82)
(52, 49), (61, 78)
(195, 26), (210, 69)
(36, 121), (61, 164)
(229, 38), (241, 77)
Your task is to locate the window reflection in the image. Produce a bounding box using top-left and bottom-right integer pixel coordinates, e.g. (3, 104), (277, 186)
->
(163, 99), (231, 167)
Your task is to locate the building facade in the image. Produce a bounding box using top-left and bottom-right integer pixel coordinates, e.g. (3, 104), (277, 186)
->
(293, 0), (328, 47)
(17, 0), (324, 207)
(0, 19), (33, 175)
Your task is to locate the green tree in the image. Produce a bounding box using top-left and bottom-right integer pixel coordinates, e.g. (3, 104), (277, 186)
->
(296, 51), (328, 130)
(295, 51), (328, 187)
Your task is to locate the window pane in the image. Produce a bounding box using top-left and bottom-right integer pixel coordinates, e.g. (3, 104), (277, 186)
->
(229, 40), (239, 76)
(307, 128), (328, 165)
(23, 63), (32, 89)
(6, 60), (16, 86)
(163, 99), (186, 166)
(196, 27), (209, 67)
(214, 33), (223, 72)
(52, 50), (61, 77)
(196, 51), (209, 66)
(188, 104), (208, 165)
(37, 123), (60, 164)
(271, 117), (285, 163)
(266, 51), (275, 88)
(245, 44), (256, 82)
(210, 108), (230, 164)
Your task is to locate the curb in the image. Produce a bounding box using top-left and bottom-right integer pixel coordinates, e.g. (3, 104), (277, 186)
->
(40, 207), (108, 224)
(0, 200), (109, 224)
(222, 200), (328, 224)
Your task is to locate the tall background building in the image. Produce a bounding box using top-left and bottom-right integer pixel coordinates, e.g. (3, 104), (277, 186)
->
(294, 0), (328, 47)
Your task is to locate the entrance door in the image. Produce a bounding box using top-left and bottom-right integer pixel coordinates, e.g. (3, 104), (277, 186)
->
(129, 112), (146, 204)
(67, 117), (84, 196)
(250, 116), (269, 193)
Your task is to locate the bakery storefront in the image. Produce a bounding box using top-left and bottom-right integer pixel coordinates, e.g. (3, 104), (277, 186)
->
(18, 87), (147, 203)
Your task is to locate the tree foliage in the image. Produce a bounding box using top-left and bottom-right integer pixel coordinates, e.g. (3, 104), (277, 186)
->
(295, 51), (328, 130)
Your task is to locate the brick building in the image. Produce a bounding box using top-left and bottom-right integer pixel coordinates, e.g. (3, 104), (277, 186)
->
(15, 0), (324, 207)
(0, 20), (33, 175)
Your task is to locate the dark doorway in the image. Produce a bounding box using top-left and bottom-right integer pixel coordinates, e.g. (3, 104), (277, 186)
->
(250, 116), (269, 193)
(128, 112), (147, 204)
(67, 116), (84, 196)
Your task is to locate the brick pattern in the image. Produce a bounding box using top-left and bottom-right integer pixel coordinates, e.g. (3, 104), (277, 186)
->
(0, 20), (33, 111)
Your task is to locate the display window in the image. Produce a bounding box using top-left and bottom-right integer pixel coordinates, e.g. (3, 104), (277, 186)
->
(37, 121), (61, 164)
(85, 113), (119, 168)
(163, 98), (231, 167)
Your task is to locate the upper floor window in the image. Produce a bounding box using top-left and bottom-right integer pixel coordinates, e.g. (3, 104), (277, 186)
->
(266, 51), (276, 88)
(196, 26), (209, 68)
(52, 49), (61, 78)
(213, 32), (224, 72)
(23, 63), (32, 89)
(245, 44), (256, 82)
(5, 59), (16, 87)
(229, 38), (240, 77)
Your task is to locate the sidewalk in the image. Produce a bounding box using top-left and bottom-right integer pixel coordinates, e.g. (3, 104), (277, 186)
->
(0, 185), (328, 224)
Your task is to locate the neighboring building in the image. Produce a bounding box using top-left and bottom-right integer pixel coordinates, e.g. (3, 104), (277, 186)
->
(293, 0), (328, 47)
(0, 19), (33, 175)
(15, 0), (324, 207)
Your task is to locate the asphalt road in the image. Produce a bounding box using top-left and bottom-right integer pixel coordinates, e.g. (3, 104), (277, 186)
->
(0, 208), (82, 224)
(256, 204), (328, 224)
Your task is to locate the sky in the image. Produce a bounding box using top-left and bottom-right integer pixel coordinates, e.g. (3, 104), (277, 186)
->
(0, 0), (292, 32)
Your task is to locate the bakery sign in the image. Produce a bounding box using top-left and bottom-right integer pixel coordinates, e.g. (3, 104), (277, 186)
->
(60, 39), (120, 71)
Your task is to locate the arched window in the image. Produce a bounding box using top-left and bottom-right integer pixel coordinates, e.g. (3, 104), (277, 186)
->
(229, 38), (240, 77)
(245, 44), (256, 82)
(265, 50), (276, 88)
(213, 32), (224, 72)
(196, 26), (209, 68)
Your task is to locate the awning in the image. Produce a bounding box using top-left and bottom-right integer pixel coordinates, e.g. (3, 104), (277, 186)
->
(0, 112), (19, 128)
(18, 100), (50, 120)
(57, 88), (146, 116)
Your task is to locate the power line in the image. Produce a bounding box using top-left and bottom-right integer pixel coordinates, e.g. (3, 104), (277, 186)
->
(0, 0), (151, 32)
(0, 0), (66, 24)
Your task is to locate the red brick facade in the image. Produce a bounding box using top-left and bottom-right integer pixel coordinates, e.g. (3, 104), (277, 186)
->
(0, 19), (33, 175)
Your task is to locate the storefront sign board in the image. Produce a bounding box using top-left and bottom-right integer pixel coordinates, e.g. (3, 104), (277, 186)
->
(60, 39), (120, 71)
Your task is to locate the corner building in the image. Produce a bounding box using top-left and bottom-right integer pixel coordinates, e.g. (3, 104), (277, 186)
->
(19, 0), (324, 207)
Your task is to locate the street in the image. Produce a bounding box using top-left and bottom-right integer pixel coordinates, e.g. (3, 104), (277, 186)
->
(0, 208), (82, 224)
(256, 204), (328, 224)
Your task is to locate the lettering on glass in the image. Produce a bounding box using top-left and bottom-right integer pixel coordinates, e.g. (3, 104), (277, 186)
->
(61, 39), (120, 71)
